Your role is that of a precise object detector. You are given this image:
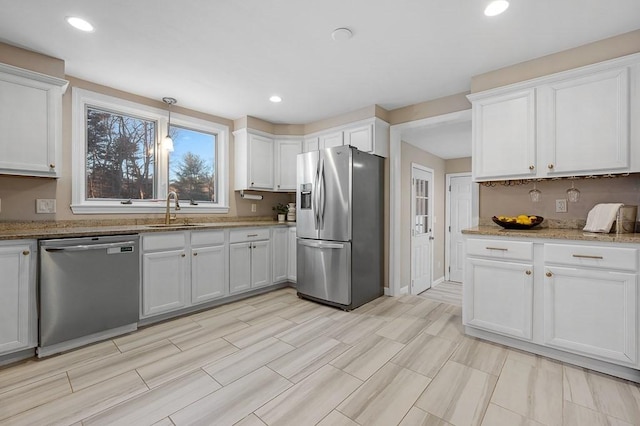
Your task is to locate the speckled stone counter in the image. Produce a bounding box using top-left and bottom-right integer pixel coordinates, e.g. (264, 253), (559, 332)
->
(462, 226), (640, 244)
(0, 218), (295, 241)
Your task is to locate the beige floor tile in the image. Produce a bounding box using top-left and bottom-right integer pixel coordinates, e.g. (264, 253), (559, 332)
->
(203, 337), (295, 385)
(150, 418), (174, 426)
(222, 316), (295, 348)
(246, 292), (299, 308)
(563, 400), (633, 426)
(391, 333), (458, 378)
(136, 338), (237, 388)
(415, 361), (497, 426)
(506, 348), (563, 374)
(397, 295), (427, 305)
(255, 364), (362, 426)
(404, 299), (446, 319)
(451, 337), (507, 376)
(326, 315), (387, 345)
(0, 340), (120, 394)
(274, 316), (335, 347)
(491, 358), (563, 426)
(376, 316), (430, 344)
(563, 364), (640, 424)
(268, 335), (350, 383)
(337, 363), (431, 426)
(364, 297), (414, 320)
(481, 404), (544, 426)
(399, 407), (453, 426)
(234, 414), (267, 426)
(0, 372), (71, 421)
(3, 371), (148, 426)
(330, 334), (405, 381)
(113, 317), (201, 352)
(68, 340), (181, 391)
(190, 303), (257, 324)
(169, 366), (291, 426)
(317, 410), (359, 426)
(169, 315), (250, 351)
(277, 302), (336, 324)
(423, 313), (465, 343)
(83, 370), (220, 426)
(237, 302), (291, 324)
(243, 289), (293, 305)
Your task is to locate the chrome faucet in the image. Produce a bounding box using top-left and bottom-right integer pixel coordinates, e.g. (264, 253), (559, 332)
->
(165, 191), (181, 225)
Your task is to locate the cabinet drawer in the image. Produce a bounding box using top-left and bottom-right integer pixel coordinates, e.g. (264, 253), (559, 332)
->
(229, 228), (270, 243)
(544, 243), (638, 272)
(466, 238), (533, 261)
(191, 230), (225, 246)
(142, 232), (187, 251)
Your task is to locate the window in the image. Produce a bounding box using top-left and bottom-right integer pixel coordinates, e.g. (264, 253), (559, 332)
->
(72, 88), (229, 214)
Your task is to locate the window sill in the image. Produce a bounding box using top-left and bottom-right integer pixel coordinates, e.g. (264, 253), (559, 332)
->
(70, 202), (230, 215)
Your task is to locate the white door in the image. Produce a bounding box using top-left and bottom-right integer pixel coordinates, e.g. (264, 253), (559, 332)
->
(447, 174), (475, 282)
(411, 165), (433, 294)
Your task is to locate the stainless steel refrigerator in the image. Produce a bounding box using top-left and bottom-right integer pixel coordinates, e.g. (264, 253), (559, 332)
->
(296, 145), (384, 310)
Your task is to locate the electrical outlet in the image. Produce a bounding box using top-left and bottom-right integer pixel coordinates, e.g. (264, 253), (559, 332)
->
(36, 199), (56, 214)
(251, 203), (257, 212)
(555, 199), (568, 213)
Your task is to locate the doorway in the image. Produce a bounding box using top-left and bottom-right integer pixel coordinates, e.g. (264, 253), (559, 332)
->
(445, 173), (478, 282)
(410, 164), (434, 295)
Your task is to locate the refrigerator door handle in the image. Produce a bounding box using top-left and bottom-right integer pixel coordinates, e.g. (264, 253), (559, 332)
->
(298, 240), (345, 249)
(312, 161), (320, 230)
(318, 157), (325, 229)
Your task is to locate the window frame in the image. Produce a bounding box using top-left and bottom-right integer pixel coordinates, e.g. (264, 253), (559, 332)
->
(71, 88), (229, 214)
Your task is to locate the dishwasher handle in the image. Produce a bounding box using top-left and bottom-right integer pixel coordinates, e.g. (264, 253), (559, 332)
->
(43, 241), (137, 252)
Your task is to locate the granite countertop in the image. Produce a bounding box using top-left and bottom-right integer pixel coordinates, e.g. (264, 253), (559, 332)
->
(462, 226), (640, 244)
(0, 219), (296, 241)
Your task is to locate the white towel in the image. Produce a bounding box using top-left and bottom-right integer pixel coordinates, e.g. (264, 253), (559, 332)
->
(583, 203), (624, 233)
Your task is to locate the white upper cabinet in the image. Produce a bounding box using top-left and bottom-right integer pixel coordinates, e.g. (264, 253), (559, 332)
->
(320, 131), (344, 149)
(274, 139), (301, 191)
(302, 118), (390, 157)
(0, 63), (68, 178)
(234, 130), (274, 190)
(469, 53), (640, 181)
(538, 67), (630, 176)
(471, 89), (536, 181)
(345, 124), (373, 153)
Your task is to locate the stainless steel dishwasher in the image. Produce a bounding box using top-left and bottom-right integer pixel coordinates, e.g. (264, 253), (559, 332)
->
(38, 235), (140, 357)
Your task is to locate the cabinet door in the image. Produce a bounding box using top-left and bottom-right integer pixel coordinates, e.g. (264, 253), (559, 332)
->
(192, 245), (227, 304)
(303, 137), (319, 152)
(287, 227), (297, 282)
(544, 266), (637, 365)
(464, 257), (534, 340)
(0, 244), (34, 354)
(275, 140), (301, 191)
(248, 134), (274, 189)
(229, 242), (252, 293)
(251, 240), (271, 288)
(345, 124), (373, 152)
(539, 67), (630, 176)
(472, 89), (536, 180)
(142, 249), (188, 317)
(272, 228), (288, 283)
(320, 132), (343, 149)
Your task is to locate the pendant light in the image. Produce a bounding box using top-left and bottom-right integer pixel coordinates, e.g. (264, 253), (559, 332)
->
(484, 0), (509, 16)
(162, 97), (176, 152)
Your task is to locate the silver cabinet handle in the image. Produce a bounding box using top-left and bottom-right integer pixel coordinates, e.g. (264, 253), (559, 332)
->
(572, 254), (604, 259)
(485, 247), (508, 251)
(247, 234), (258, 237)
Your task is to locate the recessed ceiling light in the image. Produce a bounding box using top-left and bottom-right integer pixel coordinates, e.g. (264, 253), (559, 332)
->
(484, 0), (509, 16)
(66, 16), (94, 32)
(331, 28), (353, 42)
(269, 95), (282, 103)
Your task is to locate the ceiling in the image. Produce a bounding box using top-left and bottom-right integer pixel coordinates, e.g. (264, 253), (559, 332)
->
(0, 1), (639, 126)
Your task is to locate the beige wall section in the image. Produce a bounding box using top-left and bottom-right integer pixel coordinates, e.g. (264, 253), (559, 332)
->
(304, 105), (379, 134)
(479, 175), (640, 221)
(471, 29), (640, 93)
(445, 157), (472, 174)
(389, 92), (471, 125)
(0, 42), (65, 78)
(400, 142), (446, 288)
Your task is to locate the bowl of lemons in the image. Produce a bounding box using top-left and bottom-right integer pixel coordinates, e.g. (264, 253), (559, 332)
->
(492, 215), (544, 229)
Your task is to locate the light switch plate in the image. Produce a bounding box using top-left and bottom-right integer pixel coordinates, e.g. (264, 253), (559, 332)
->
(36, 199), (56, 214)
(555, 199), (567, 213)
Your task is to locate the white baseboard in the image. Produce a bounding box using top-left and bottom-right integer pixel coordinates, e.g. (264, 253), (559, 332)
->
(432, 277), (445, 287)
(399, 286), (409, 295)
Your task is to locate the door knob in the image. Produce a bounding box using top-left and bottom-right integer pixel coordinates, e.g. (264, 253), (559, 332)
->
(548, 164), (554, 169)
(546, 271), (553, 277)
(529, 165), (535, 170)
(429, 236), (434, 240)
(525, 270), (532, 275)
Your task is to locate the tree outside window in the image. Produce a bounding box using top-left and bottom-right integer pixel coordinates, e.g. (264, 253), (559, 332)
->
(168, 126), (217, 203)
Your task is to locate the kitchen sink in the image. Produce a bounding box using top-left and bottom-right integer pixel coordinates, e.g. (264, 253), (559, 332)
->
(146, 223), (204, 228)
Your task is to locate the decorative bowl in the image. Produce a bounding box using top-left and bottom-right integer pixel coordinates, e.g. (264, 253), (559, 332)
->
(492, 215), (544, 230)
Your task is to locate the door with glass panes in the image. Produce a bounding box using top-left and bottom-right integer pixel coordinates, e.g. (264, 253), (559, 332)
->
(411, 164), (433, 294)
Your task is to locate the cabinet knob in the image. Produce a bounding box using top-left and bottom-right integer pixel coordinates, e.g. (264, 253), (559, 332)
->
(22, 250), (30, 256)
(525, 270), (532, 275)
(277, 185), (280, 188)
(529, 165), (535, 170)
(49, 164), (55, 169)
(251, 182), (254, 186)
(546, 271), (553, 277)
(547, 164), (554, 169)
(181, 253), (186, 257)
(193, 252), (198, 256)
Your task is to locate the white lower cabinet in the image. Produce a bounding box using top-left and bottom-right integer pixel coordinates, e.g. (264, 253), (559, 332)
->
(191, 230), (227, 305)
(288, 227), (297, 282)
(465, 257), (533, 340)
(0, 240), (36, 355)
(272, 227), (288, 283)
(229, 228), (271, 294)
(142, 248), (189, 317)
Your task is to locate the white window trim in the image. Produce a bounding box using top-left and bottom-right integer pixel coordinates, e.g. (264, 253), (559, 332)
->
(71, 88), (229, 214)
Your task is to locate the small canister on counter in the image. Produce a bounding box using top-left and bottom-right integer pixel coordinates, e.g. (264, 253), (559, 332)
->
(613, 205), (638, 233)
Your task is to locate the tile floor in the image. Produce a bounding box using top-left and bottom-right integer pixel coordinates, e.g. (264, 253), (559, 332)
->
(1, 286), (639, 425)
